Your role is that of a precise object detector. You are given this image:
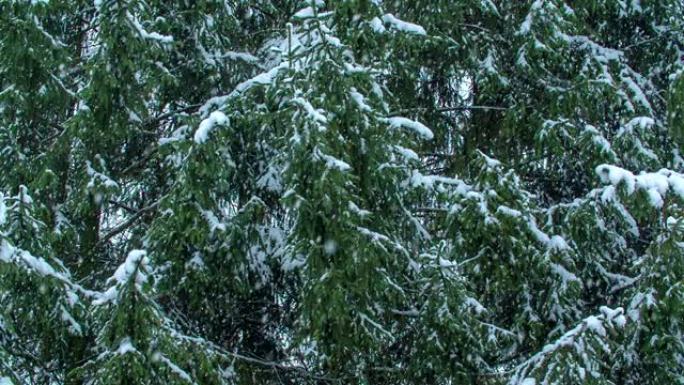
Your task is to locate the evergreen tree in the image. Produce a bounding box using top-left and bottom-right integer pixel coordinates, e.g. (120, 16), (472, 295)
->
(1, 0), (683, 384)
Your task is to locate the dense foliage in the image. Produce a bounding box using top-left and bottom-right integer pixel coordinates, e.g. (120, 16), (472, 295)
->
(1, 0), (683, 384)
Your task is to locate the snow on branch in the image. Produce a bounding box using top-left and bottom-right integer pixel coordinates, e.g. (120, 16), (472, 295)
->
(194, 110), (229, 144)
(381, 14), (427, 36)
(126, 12), (173, 44)
(198, 62), (289, 117)
(509, 307), (626, 385)
(314, 148), (351, 172)
(385, 117), (434, 140)
(595, 164), (684, 208)
(94, 249), (149, 305)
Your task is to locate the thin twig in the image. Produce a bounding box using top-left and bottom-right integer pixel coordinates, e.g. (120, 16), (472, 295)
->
(96, 201), (160, 247)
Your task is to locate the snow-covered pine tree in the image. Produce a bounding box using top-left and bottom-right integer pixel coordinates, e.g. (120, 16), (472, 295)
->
(0, 188), (85, 385)
(1, 0), (684, 384)
(74, 249), (225, 384)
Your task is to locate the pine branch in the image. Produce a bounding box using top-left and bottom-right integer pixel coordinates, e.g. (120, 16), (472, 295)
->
(390, 105), (508, 115)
